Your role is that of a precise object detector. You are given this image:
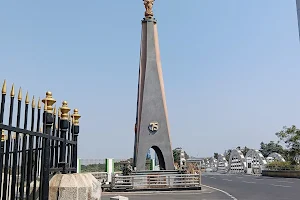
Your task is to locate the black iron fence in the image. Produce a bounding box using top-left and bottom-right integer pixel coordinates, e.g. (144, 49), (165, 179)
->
(0, 80), (80, 200)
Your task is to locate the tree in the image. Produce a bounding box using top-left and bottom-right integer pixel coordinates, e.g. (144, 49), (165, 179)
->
(241, 146), (250, 155)
(173, 149), (180, 163)
(173, 148), (189, 163)
(81, 163), (106, 172)
(275, 125), (300, 164)
(213, 153), (218, 159)
(259, 141), (284, 158)
(224, 149), (231, 161)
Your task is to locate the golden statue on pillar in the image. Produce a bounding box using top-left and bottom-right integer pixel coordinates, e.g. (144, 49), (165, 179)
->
(143, 0), (155, 18)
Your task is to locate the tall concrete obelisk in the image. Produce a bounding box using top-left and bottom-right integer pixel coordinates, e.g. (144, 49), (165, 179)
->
(133, 0), (175, 171)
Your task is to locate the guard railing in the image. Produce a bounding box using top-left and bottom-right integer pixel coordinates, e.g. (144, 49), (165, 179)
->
(111, 173), (201, 191)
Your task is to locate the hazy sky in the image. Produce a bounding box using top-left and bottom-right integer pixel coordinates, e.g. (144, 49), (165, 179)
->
(1, 1), (300, 159)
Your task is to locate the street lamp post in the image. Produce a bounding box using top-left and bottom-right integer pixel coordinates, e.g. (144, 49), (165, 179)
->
(296, 0), (300, 39)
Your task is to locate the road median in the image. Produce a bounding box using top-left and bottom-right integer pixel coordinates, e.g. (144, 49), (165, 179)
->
(262, 170), (300, 178)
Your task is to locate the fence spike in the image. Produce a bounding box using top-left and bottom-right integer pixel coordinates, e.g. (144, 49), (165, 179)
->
(38, 97), (41, 109)
(10, 84), (15, 97)
(53, 106), (57, 115)
(32, 96), (35, 108)
(18, 87), (22, 100)
(2, 80), (7, 94)
(25, 91), (29, 104)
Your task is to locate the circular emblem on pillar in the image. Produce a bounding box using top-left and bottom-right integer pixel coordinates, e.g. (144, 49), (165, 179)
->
(148, 121), (159, 134)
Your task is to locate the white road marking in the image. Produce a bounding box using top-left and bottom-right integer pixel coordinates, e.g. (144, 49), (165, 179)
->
(222, 179), (232, 181)
(236, 177), (243, 179)
(242, 181), (256, 184)
(202, 184), (238, 200)
(277, 180), (294, 184)
(209, 177), (217, 179)
(271, 184), (291, 188)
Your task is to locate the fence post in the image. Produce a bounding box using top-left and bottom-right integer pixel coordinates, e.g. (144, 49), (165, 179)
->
(58, 101), (71, 174)
(71, 108), (81, 172)
(106, 158), (114, 183)
(0, 80), (6, 199)
(55, 109), (61, 168)
(77, 158), (81, 173)
(19, 92), (30, 198)
(199, 172), (201, 187)
(41, 91), (56, 200)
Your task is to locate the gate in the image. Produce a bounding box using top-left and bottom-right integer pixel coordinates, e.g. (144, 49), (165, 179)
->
(0, 80), (81, 200)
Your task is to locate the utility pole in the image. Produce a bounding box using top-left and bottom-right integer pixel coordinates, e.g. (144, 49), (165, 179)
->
(296, 0), (300, 39)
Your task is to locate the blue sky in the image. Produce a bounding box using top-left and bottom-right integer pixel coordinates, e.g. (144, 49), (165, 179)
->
(1, 1), (300, 159)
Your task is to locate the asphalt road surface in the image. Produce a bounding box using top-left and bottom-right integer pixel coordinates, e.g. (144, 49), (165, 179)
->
(102, 187), (232, 200)
(102, 173), (300, 200)
(202, 172), (300, 200)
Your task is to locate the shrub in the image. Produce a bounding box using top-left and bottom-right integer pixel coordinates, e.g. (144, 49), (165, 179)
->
(266, 161), (300, 170)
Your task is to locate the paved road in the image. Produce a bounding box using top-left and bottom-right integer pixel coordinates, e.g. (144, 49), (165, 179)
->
(102, 186), (232, 200)
(202, 172), (300, 200)
(102, 173), (300, 199)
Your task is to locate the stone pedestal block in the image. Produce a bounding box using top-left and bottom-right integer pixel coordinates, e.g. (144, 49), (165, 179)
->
(49, 173), (101, 200)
